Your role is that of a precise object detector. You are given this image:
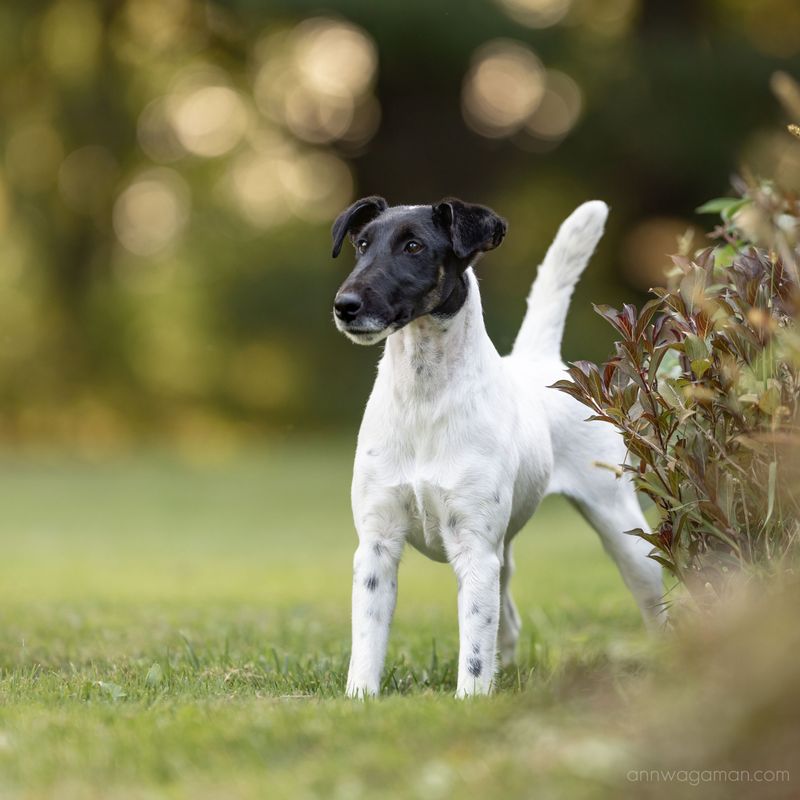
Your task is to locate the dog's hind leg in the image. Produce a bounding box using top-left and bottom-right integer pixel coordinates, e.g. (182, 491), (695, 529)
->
(570, 482), (667, 630)
(547, 397), (668, 630)
(498, 539), (521, 666)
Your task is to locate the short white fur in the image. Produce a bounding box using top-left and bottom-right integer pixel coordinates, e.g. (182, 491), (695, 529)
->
(345, 201), (666, 698)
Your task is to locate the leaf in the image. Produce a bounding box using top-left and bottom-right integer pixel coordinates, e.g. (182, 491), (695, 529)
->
(691, 358), (711, 378)
(696, 197), (740, 214)
(764, 461), (777, 529)
(683, 334), (709, 362)
(696, 197), (750, 222)
(97, 682), (127, 702)
(648, 554), (678, 571)
(734, 434), (770, 454)
(714, 244), (737, 269)
(636, 471), (679, 504)
(660, 379), (685, 409)
(634, 299), (663, 344)
(758, 385), (781, 416)
(592, 303), (630, 338)
(145, 662), (164, 688)
(679, 269), (707, 314)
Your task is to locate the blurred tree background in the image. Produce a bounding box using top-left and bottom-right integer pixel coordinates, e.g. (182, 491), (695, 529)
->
(0, 0), (799, 455)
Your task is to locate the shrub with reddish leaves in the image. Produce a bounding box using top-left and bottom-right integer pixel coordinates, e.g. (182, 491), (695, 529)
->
(554, 180), (800, 607)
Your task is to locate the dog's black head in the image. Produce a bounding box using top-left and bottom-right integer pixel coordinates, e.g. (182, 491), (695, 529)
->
(331, 197), (507, 344)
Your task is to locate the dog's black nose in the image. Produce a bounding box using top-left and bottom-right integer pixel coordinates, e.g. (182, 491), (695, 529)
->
(335, 292), (363, 322)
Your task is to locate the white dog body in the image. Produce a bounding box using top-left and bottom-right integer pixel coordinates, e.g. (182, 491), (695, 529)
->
(344, 202), (665, 697)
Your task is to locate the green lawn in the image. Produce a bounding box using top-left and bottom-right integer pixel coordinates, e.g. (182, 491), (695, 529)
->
(0, 439), (659, 799)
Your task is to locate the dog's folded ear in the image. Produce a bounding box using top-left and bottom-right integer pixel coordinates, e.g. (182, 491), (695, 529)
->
(432, 198), (507, 260)
(331, 196), (388, 258)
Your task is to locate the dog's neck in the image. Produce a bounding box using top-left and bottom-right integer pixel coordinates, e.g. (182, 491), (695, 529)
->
(382, 269), (496, 400)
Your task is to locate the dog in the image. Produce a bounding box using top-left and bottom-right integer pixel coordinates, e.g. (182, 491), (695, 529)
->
(331, 196), (666, 697)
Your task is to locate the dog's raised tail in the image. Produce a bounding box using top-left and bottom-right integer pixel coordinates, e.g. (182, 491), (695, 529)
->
(512, 200), (608, 360)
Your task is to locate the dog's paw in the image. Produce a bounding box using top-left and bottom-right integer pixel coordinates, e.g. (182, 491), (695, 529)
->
(345, 682), (378, 699)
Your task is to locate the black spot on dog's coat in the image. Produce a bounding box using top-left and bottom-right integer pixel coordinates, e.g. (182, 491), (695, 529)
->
(364, 574), (379, 591)
(467, 657), (482, 677)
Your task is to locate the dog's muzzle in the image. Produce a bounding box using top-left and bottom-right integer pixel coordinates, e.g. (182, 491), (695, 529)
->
(334, 291), (363, 323)
(333, 289), (393, 345)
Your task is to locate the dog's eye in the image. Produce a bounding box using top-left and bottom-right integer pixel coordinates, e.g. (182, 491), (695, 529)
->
(356, 239), (368, 254)
(404, 241), (423, 254)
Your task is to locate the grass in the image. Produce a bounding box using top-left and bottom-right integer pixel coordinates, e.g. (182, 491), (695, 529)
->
(0, 437), (662, 799)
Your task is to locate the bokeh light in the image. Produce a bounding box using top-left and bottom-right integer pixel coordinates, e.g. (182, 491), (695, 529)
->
(573, 0), (639, 38)
(281, 150), (353, 222)
(39, 0), (102, 84)
(112, 168), (190, 256)
(283, 85), (354, 144)
(621, 217), (703, 290)
(229, 149), (293, 229)
(717, 0), (800, 58)
(525, 69), (583, 141)
(167, 76), (249, 157)
(741, 130), (800, 190)
(293, 18), (377, 98)
(253, 18), (379, 147)
(0, 0), (797, 446)
(137, 98), (186, 163)
(120, 0), (195, 54)
(771, 71), (800, 120)
(228, 143), (352, 228)
(494, 0), (572, 29)
(462, 40), (545, 138)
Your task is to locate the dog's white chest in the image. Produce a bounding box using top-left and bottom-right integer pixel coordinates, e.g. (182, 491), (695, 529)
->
(353, 446), (464, 563)
(406, 477), (454, 562)
(354, 436), (516, 565)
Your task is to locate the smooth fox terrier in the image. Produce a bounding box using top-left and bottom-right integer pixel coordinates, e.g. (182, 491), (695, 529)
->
(331, 196), (665, 697)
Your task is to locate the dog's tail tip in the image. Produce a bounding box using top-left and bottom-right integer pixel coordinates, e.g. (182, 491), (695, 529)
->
(512, 200), (610, 359)
(557, 200), (609, 253)
(581, 199), (609, 216)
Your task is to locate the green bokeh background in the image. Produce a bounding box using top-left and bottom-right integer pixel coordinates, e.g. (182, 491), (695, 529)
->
(1, 0), (798, 451)
(1, 5), (799, 796)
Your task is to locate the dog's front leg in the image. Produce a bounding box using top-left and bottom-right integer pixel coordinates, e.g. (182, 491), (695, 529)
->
(346, 535), (403, 697)
(450, 541), (502, 697)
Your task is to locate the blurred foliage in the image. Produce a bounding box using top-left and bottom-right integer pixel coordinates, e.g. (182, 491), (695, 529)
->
(556, 179), (800, 606)
(1, 0), (800, 448)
